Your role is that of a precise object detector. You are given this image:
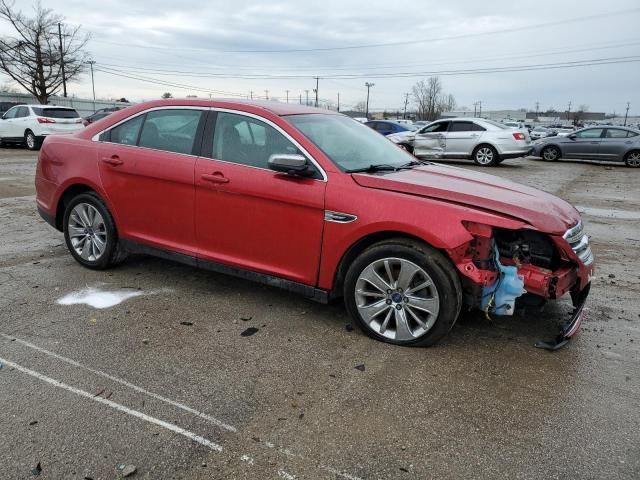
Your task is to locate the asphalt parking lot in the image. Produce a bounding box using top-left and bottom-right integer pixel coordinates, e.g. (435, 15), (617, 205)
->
(0, 148), (638, 480)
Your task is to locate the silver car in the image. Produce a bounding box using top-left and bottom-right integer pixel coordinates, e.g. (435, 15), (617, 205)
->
(531, 126), (640, 167)
(387, 117), (532, 167)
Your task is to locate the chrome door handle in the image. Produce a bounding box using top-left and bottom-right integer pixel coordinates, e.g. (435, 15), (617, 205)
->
(201, 172), (229, 184)
(101, 155), (123, 166)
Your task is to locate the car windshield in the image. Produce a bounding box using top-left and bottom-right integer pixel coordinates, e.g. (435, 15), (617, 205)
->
(286, 114), (414, 171)
(32, 107), (80, 119)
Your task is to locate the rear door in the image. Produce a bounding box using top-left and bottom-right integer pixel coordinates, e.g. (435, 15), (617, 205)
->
(413, 121), (448, 158)
(194, 110), (326, 285)
(599, 128), (635, 160)
(446, 121), (483, 156)
(562, 128), (604, 159)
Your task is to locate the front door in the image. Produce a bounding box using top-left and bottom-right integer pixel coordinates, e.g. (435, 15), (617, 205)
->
(195, 111), (326, 285)
(413, 121), (449, 158)
(562, 128), (604, 159)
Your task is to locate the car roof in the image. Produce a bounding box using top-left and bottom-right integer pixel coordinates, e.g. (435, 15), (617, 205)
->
(20, 104), (77, 109)
(125, 98), (341, 117)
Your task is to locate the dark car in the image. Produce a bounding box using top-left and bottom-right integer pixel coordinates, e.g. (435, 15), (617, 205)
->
(82, 107), (124, 127)
(365, 120), (413, 136)
(532, 126), (640, 167)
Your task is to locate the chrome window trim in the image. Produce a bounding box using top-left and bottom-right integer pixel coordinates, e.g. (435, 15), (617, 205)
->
(210, 107), (327, 182)
(91, 105), (328, 182)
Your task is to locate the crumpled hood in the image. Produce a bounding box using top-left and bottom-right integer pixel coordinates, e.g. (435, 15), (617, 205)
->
(352, 164), (580, 234)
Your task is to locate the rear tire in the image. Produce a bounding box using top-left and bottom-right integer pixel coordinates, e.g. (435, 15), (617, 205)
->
(624, 150), (640, 168)
(472, 144), (500, 166)
(63, 192), (127, 269)
(343, 239), (462, 347)
(25, 130), (39, 151)
(541, 145), (561, 162)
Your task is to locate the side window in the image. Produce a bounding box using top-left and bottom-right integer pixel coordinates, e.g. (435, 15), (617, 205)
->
(16, 107), (29, 118)
(627, 131), (638, 137)
(449, 121), (474, 132)
(471, 122), (486, 131)
(138, 109), (203, 155)
(605, 129), (628, 138)
(212, 112), (301, 169)
(421, 121), (449, 133)
(104, 115), (144, 145)
(574, 128), (603, 139)
(3, 107), (18, 119)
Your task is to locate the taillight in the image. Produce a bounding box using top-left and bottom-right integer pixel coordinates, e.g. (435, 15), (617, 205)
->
(512, 132), (525, 140)
(37, 117), (56, 124)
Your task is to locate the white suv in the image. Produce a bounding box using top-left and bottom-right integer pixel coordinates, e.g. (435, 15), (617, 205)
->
(0, 104), (84, 150)
(387, 117), (532, 166)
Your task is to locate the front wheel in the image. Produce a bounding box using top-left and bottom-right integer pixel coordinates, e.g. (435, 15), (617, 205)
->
(472, 145), (500, 166)
(63, 192), (126, 269)
(344, 239), (462, 347)
(541, 145), (561, 161)
(624, 151), (640, 168)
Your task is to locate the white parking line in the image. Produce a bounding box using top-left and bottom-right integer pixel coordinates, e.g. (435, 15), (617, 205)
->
(0, 356), (223, 451)
(0, 333), (237, 432)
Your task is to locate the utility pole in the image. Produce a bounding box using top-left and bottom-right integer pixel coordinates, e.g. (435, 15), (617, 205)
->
(250, 90), (253, 99)
(87, 61), (96, 111)
(535, 101), (540, 117)
(285, 90), (289, 103)
(305, 90), (309, 106)
(58, 23), (67, 97)
(337, 93), (340, 112)
(314, 77), (319, 107)
(403, 93), (409, 119)
(624, 101), (630, 126)
(265, 90), (269, 100)
(365, 82), (374, 118)
(478, 101), (482, 118)
(473, 102), (477, 117)
(567, 101), (572, 123)
(299, 94), (302, 105)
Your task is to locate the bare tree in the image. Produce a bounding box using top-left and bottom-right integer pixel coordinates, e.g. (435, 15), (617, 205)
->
(161, 92), (173, 99)
(353, 100), (366, 113)
(0, 1), (90, 104)
(412, 77), (457, 121)
(572, 104), (589, 125)
(438, 93), (457, 114)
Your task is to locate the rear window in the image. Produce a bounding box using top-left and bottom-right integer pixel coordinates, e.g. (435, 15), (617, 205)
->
(483, 120), (510, 130)
(31, 107), (80, 119)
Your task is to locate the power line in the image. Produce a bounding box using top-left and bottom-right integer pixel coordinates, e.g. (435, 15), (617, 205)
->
(91, 8), (640, 54)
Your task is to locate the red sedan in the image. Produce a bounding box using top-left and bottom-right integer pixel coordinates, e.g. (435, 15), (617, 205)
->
(35, 99), (593, 348)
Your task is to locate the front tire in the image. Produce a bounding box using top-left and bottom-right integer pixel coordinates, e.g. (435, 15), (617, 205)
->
(624, 150), (640, 168)
(344, 239), (462, 347)
(63, 192), (126, 269)
(25, 130), (39, 151)
(541, 145), (561, 161)
(472, 144), (500, 166)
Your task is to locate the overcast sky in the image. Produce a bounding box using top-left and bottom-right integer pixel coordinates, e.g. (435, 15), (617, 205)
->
(3, 0), (640, 114)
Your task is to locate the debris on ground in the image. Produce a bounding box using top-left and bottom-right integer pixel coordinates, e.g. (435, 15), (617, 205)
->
(116, 464), (137, 477)
(241, 327), (259, 337)
(142, 339), (149, 344)
(345, 324), (354, 332)
(28, 420), (38, 426)
(31, 461), (42, 476)
(240, 316), (253, 321)
(180, 321), (193, 326)
(355, 364), (366, 372)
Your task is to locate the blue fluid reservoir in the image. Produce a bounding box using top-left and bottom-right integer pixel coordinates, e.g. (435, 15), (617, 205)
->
(481, 246), (527, 316)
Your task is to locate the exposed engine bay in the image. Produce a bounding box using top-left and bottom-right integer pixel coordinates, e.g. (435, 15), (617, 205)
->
(447, 221), (593, 350)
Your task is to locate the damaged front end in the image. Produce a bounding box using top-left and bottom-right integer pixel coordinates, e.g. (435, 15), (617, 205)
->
(448, 221), (594, 350)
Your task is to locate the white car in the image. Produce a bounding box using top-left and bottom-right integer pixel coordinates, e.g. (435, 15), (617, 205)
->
(0, 104), (84, 150)
(530, 127), (550, 140)
(387, 117), (532, 166)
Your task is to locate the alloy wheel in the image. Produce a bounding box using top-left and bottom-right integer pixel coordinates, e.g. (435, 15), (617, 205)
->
(542, 147), (559, 161)
(355, 257), (440, 341)
(67, 203), (108, 261)
(475, 147), (494, 165)
(626, 152), (640, 167)
(26, 132), (35, 150)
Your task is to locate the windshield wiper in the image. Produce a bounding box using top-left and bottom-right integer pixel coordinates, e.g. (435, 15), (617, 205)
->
(346, 161), (420, 173)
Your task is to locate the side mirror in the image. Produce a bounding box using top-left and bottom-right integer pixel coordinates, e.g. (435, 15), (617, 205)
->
(268, 153), (310, 176)
(568, 133), (576, 140)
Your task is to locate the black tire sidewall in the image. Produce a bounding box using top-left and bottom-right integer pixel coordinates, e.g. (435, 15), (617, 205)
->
(25, 131), (38, 151)
(343, 241), (461, 347)
(63, 193), (119, 269)
(473, 144), (500, 166)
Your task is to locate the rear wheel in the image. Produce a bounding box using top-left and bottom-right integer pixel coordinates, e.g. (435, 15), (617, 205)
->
(472, 144), (500, 166)
(344, 239), (462, 347)
(624, 151), (640, 168)
(63, 192), (127, 269)
(541, 145), (561, 161)
(25, 130), (39, 151)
